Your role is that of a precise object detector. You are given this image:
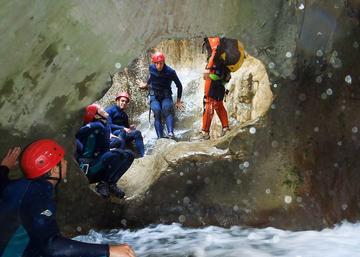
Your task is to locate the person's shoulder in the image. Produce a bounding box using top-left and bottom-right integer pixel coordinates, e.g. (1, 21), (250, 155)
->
(105, 105), (117, 114)
(164, 64), (176, 74)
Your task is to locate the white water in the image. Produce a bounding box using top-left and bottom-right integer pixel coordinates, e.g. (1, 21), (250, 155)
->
(75, 222), (360, 257)
(136, 68), (204, 153)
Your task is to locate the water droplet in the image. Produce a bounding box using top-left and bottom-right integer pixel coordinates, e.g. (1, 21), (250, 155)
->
(317, 32), (323, 36)
(299, 93), (307, 101)
(353, 41), (359, 48)
(243, 161), (250, 168)
(265, 188), (271, 194)
(334, 162), (339, 168)
(299, 3), (305, 10)
(180, 172), (184, 176)
(284, 195), (292, 204)
(328, 72), (333, 78)
(236, 179), (242, 185)
(286, 52), (292, 58)
(268, 62), (275, 69)
(345, 75), (352, 84)
(272, 235), (280, 243)
(271, 104), (276, 109)
(321, 93), (327, 100)
(178, 215), (186, 223)
(183, 197), (190, 205)
(272, 141), (279, 148)
(352, 126), (358, 133)
(249, 127), (256, 134)
(76, 226), (82, 232)
(239, 163), (245, 170)
(316, 49), (323, 57)
(66, 45), (71, 51)
(273, 83), (278, 88)
(233, 205), (239, 212)
(342, 204), (348, 211)
(326, 88), (333, 95)
(314, 127), (319, 132)
(337, 141), (342, 146)
(121, 219), (127, 226)
(296, 197), (302, 203)
(115, 62), (122, 69)
(316, 76), (323, 84)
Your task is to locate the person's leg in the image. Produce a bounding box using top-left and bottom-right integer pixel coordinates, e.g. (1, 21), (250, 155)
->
(109, 136), (125, 149)
(125, 130), (145, 157)
(213, 100), (229, 129)
(150, 96), (163, 138)
(162, 97), (174, 135)
(202, 98), (214, 133)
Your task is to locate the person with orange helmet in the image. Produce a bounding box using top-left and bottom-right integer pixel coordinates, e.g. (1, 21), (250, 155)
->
(0, 139), (136, 257)
(76, 104), (134, 199)
(106, 92), (145, 157)
(139, 51), (184, 139)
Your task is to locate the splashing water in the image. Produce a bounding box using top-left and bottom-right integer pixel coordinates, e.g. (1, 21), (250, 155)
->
(136, 67), (203, 152)
(74, 222), (360, 257)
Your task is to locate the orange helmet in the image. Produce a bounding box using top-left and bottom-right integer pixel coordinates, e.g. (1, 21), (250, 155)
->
(115, 92), (130, 102)
(152, 52), (165, 63)
(21, 139), (64, 179)
(83, 104), (99, 123)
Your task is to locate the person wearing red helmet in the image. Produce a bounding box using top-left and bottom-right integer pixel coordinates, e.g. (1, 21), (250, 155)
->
(106, 92), (145, 157)
(0, 139), (136, 257)
(139, 51), (184, 139)
(76, 103), (134, 199)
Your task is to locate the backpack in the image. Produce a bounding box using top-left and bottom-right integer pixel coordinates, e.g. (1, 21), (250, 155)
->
(203, 37), (245, 73)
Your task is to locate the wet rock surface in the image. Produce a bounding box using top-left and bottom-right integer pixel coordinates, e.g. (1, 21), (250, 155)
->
(1, 0), (360, 235)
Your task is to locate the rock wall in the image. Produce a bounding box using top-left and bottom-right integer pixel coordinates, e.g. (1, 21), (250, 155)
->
(1, 0), (360, 235)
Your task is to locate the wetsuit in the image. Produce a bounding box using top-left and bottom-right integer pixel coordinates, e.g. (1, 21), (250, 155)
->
(147, 63), (183, 138)
(106, 105), (145, 157)
(0, 178), (109, 257)
(75, 119), (134, 184)
(0, 165), (9, 195)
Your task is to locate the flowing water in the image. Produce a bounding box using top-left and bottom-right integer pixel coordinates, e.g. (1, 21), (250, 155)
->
(75, 222), (360, 257)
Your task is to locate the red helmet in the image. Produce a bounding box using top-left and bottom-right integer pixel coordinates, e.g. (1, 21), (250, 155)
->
(152, 52), (165, 63)
(115, 92), (130, 102)
(21, 139), (65, 179)
(83, 104), (99, 123)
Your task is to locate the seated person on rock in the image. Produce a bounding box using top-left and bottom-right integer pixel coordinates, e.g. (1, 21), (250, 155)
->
(106, 92), (145, 157)
(0, 139), (136, 257)
(76, 104), (134, 199)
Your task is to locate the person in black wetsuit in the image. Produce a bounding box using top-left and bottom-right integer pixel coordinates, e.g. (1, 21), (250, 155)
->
(0, 139), (136, 257)
(0, 146), (21, 194)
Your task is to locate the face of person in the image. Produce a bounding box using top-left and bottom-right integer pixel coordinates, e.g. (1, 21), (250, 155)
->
(154, 61), (165, 71)
(116, 97), (129, 110)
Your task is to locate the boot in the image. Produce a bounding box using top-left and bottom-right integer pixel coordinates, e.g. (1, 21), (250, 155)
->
(95, 181), (110, 198)
(191, 131), (210, 141)
(221, 127), (230, 137)
(109, 184), (125, 199)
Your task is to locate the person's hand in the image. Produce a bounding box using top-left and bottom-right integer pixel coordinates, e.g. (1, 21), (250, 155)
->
(109, 244), (136, 257)
(139, 81), (148, 90)
(129, 124), (136, 130)
(110, 133), (119, 139)
(124, 127), (131, 133)
(203, 69), (210, 80)
(1, 147), (21, 170)
(175, 99), (185, 111)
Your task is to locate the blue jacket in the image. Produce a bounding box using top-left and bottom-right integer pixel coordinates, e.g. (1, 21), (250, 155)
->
(0, 178), (109, 257)
(75, 120), (111, 159)
(147, 64), (183, 99)
(105, 105), (129, 133)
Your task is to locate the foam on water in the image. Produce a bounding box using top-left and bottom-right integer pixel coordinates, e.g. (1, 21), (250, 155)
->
(75, 222), (360, 257)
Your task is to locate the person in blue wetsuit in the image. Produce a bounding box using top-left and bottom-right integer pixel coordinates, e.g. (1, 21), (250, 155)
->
(106, 92), (145, 157)
(139, 51), (184, 139)
(76, 104), (134, 199)
(0, 139), (136, 257)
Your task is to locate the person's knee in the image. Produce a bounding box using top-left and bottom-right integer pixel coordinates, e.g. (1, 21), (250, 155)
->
(133, 130), (143, 139)
(124, 150), (135, 163)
